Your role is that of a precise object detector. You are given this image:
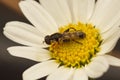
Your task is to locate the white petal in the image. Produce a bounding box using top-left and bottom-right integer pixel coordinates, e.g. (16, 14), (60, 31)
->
(97, 31), (120, 55)
(104, 55), (120, 67)
(90, 0), (120, 33)
(40, 0), (72, 26)
(85, 65), (103, 78)
(66, 0), (73, 14)
(3, 21), (46, 47)
(102, 27), (120, 41)
(85, 56), (109, 78)
(7, 46), (51, 62)
(92, 56), (109, 72)
(72, 0), (95, 23)
(73, 69), (88, 80)
(47, 66), (74, 80)
(19, 0), (58, 35)
(23, 60), (59, 80)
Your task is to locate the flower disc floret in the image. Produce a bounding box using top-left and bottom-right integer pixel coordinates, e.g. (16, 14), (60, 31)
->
(49, 22), (102, 68)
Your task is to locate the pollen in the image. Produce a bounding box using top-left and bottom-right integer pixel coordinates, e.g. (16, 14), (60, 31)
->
(49, 22), (102, 68)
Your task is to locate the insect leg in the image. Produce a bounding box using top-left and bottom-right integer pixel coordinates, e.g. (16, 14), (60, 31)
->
(64, 27), (77, 32)
(72, 39), (83, 45)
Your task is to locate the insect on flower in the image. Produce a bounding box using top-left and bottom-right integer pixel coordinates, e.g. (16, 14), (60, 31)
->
(44, 28), (86, 45)
(3, 0), (120, 80)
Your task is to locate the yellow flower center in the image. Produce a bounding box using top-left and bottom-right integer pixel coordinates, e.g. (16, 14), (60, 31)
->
(49, 22), (102, 68)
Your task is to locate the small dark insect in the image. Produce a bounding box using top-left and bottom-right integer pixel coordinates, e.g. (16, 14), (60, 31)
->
(44, 28), (86, 45)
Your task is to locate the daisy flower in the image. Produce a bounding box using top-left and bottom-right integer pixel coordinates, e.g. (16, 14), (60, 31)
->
(3, 0), (120, 80)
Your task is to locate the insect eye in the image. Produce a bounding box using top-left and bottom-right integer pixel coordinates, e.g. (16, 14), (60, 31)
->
(45, 35), (51, 44)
